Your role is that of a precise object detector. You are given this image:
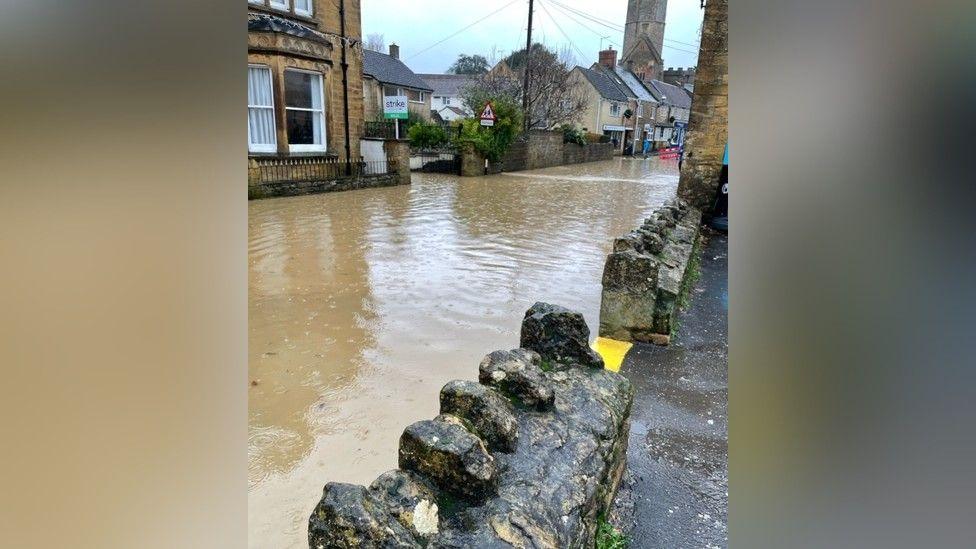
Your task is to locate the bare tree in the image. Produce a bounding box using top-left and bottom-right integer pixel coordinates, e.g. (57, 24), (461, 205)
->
(558, 44), (577, 68)
(365, 33), (386, 52)
(462, 44), (587, 130)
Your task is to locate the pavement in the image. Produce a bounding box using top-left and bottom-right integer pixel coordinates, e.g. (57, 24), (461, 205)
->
(610, 230), (728, 549)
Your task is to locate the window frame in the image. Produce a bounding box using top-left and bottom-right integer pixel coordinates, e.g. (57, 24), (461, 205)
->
(284, 68), (327, 153)
(293, 0), (313, 17)
(268, 0), (289, 11)
(247, 64), (277, 154)
(610, 102), (621, 117)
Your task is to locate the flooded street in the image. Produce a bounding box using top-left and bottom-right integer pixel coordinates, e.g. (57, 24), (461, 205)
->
(248, 157), (678, 548)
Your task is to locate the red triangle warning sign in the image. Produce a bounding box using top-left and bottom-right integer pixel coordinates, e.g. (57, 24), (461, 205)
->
(480, 102), (496, 121)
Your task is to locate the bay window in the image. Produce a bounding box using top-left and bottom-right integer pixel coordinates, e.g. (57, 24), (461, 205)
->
(248, 65), (277, 153)
(284, 69), (326, 152)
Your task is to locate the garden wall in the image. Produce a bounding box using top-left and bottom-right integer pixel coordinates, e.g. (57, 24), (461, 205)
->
(308, 303), (634, 548)
(461, 130), (614, 176)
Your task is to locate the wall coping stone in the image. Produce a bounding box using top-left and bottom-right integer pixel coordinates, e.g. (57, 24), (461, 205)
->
(599, 198), (703, 343)
(309, 303), (634, 548)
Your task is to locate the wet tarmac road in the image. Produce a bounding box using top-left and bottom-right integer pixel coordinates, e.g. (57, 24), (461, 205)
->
(612, 231), (729, 548)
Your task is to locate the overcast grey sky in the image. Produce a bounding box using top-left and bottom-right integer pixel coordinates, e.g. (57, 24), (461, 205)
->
(361, 0), (704, 74)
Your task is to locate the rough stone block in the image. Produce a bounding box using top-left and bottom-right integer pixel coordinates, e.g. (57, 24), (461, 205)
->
(440, 380), (519, 453)
(398, 415), (497, 501)
(479, 349), (555, 411)
(520, 302), (604, 369)
(612, 232), (646, 254)
(367, 470), (440, 539)
(308, 482), (420, 548)
(601, 250), (659, 293)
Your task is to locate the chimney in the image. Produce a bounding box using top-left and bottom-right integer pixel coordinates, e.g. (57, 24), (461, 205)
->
(598, 47), (617, 69)
(389, 43), (400, 60)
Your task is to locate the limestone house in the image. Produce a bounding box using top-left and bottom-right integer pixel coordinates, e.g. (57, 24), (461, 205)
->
(418, 74), (476, 119)
(646, 79), (693, 147)
(569, 47), (661, 155)
(570, 65), (632, 154)
(600, 60), (660, 152)
(247, 0), (365, 161)
(362, 45), (433, 125)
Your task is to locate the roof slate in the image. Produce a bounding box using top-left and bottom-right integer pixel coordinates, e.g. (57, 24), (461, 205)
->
(649, 79), (693, 108)
(576, 67), (629, 102)
(363, 50), (433, 91)
(612, 67), (658, 103)
(417, 74), (476, 97)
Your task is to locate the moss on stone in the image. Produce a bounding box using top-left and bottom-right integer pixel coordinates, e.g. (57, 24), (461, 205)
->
(671, 233), (705, 340)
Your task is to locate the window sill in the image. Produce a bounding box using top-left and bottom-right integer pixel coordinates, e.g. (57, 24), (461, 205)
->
(248, 4), (318, 27)
(288, 146), (330, 155)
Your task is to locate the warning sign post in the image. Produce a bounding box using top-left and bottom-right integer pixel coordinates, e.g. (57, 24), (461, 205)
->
(479, 102), (497, 127)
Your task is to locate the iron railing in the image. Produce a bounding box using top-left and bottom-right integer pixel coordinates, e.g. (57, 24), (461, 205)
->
(364, 120), (397, 140)
(253, 156), (398, 184)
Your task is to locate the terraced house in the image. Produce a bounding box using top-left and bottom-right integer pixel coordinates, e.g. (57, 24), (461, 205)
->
(247, 0), (364, 162)
(570, 48), (660, 155)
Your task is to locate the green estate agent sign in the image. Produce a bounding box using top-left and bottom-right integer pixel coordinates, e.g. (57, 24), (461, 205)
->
(383, 96), (408, 120)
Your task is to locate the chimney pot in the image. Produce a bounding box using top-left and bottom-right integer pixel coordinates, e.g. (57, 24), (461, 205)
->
(598, 47), (617, 69)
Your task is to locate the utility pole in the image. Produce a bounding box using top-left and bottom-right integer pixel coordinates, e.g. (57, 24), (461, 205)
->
(339, 0), (353, 175)
(522, 0), (534, 132)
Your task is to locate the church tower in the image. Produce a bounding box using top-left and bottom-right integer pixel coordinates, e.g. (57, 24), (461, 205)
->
(622, 0), (667, 82)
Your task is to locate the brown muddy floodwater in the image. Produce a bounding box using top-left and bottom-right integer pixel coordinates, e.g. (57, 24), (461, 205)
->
(248, 157), (678, 548)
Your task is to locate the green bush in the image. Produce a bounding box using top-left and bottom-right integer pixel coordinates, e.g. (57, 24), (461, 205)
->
(407, 122), (449, 149)
(458, 96), (522, 163)
(560, 124), (587, 146)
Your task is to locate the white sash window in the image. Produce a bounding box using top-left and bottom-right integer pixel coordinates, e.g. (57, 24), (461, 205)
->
(284, 69), (326, 153)
(248, 65), (277, 153)
(294, 0), (313, 16)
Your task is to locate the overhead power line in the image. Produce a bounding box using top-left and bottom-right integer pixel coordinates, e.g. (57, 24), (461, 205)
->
(537, 0), (587, 63)
(548, 0), (700, 55)
(545, 0), (621, 49)
(406, 0), (524, 61)
(665, 37), (701, 48)
(547, 0), (624, 33)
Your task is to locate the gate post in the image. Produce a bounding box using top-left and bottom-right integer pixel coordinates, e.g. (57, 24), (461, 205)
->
(383, 140), (411, 185)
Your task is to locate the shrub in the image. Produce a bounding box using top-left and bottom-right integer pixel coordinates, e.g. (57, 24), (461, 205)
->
(407, 122), (449, 149)
(560, 124), (587, 146)
(458, 96), (522, 162)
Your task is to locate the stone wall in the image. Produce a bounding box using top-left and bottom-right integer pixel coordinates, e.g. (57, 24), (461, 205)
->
(461, 131), (614, 176)
(599, 199), (703, 345)
(309, 303), (634, 548)
(248, 172), (402, 200)
(676, 0), (728, 211)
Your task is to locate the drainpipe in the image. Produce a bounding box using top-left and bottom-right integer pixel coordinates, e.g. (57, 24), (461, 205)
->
(596, 99), (603, 139)
(339, 0), (352, 175)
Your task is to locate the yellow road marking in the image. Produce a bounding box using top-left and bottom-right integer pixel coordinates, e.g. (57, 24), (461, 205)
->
(591, 337), (633, 373)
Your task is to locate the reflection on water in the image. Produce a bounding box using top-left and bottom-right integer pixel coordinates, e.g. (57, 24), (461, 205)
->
(248, 157), (678, 548)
